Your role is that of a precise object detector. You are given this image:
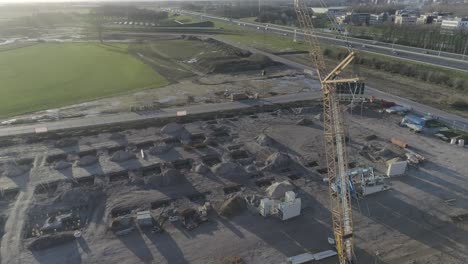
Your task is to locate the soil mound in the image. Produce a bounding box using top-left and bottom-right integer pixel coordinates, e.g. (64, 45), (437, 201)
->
(294, 106), (320, 115)
(54, 138), (77, 148)
(194, 164), (211, 174)
(109, 133), (126, 140)
(55, 187), (98, 206)
(147, 169), (184, 187)
(161, 123), (192, 143)
(54, 160), (71, 170)
(110, 150), (135, 162)
(27, 232), (75, 250)
(2, 163), (29, 177)
(213, 162), (245, 178)
(76, 155), (98, 167)
(199, 53), (277, 74)
(263, 152), (292, 171)
(256, 134), (275, 147)
(296, 118), (314, 126)
(266, 181), (294, 199)
(110, 215), (134, 231)
(219, 195), (246, 217)
(149, 144), (172, 155)
(161, 123), (184, 136)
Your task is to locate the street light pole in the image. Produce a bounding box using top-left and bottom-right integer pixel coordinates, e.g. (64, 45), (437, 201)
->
(462, 38), (468, 60)
(392, 38), (397, 50)
(438, 41), (443, 57)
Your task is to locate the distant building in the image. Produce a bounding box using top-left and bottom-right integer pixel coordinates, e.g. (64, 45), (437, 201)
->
(441, 17), (468, 30)
(395, 14), (418, 25)
(343, 12), (370, 26)
(416, 15), (435, 24)
(311, 6), (348, 17)
(369, 13), (389, 25)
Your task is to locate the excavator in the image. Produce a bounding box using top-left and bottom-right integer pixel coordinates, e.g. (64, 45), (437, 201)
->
(294, 1), (360, 263)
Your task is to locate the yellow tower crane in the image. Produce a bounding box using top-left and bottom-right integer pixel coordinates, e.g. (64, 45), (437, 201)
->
(293, 1), (359, 263)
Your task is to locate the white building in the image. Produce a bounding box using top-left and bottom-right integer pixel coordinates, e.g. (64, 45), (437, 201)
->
(441, 18), (468, 30)
(369, 13), (389, 25)
(395, 14), (418, 25)
(311, 6), (348, 17)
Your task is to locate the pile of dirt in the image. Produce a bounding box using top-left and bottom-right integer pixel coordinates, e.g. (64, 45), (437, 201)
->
(161, 122), (184, 136)
(147, 169), (184, 187)
(218, 256), (245, 264)
(149, 144), (172, 155)
(54, 160), (71, 170)
(196, 40), (278, 74)
(2, 162), (29, 177)
(213, 162), (245, 178)
(76, 155), (98, 167)
(263, 152), (293, 171)
(160, 123), (192, 143)
(109, 133), (126, 140)
(205, 38), (251, 57)
(198, 53), (277, 74)
(161, 169), (184, 185)
(54, 187), (100, 206)
(266, 181), (294, 199)
(203, 137), (217, 146)
(27, 232), (75, 250)
(256, 133), (275, 147)
(296, 118), (314, 126)
(110, 215), (134, 231)
(219, 195), (246, 217)
(294, 106), (321, 115)
(110, 150), (135, 163)
(54, 138), (78, 148)
(194, 164), (211, 174)
(375, 147), (397, 161)
(245, 164), (257, 173)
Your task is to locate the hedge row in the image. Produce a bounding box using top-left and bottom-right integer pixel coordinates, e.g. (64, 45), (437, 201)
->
(323, 48), (467, 91)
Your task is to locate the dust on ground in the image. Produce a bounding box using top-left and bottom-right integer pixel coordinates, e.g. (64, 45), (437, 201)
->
(0, 101), (467, 264)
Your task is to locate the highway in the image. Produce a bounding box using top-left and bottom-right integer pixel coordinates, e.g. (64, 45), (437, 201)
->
(174, 9), (468, 72)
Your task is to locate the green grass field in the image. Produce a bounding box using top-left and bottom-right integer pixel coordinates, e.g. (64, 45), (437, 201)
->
(0, 43), (168, 117)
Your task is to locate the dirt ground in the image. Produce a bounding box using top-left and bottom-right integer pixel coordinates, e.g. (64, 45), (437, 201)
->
(0, 32), (467, 264)
(0, 35), (320, 125)
(283, 53), (468, 119)
(0, 100), (467, 264)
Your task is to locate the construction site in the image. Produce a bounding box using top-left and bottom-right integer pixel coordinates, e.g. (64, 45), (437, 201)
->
(0, 1), (467, 264)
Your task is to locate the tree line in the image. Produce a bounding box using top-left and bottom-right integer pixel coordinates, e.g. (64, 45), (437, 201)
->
(93, 5), (168, 22)
(348, 24), (468, 55)
(324, 47), (467, 91)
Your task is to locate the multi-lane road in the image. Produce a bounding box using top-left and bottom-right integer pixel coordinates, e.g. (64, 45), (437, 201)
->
(172, 9), (468, 72)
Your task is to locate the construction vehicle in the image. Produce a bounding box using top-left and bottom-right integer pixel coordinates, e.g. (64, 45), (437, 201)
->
(294, 1), (362, 263)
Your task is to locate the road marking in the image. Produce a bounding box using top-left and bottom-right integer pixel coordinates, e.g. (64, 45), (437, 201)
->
(177, 110), (187, 116)
(34, 127), (48, 133)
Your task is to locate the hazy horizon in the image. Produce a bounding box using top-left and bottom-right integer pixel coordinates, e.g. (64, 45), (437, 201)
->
(0, 0), (167, 3)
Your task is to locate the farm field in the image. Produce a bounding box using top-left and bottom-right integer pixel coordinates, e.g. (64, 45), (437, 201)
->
(0, 43), (168, 117)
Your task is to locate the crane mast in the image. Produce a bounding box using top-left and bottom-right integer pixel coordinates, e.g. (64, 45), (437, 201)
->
(294, 1), (357, 263)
